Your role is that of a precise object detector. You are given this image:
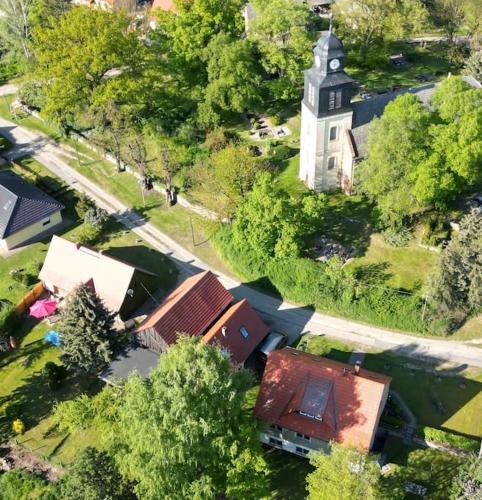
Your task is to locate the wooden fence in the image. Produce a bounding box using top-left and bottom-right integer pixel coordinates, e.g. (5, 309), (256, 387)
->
(15, 282), (45, 316)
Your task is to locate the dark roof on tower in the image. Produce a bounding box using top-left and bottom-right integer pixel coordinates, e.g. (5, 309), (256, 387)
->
(314, 31), (346, 61)
(0, 170), (64, 239)
(350, 84), (436, 157)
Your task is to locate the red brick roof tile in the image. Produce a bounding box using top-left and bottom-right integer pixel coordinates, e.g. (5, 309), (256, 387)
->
(254, 348), (391, 451)
(135, 271), (233, 345)
(202, 299), (269, 365)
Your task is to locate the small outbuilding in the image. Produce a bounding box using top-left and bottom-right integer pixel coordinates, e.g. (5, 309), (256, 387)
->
(0, 170), (64, 251)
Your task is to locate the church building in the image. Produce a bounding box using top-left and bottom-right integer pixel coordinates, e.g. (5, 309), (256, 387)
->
(298, 31), (461, 194)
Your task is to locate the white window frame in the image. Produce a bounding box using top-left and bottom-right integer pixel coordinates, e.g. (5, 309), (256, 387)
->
(329, 126), (337, 141)
(41, 216), (51, 226)
(327, 156), (337, 170)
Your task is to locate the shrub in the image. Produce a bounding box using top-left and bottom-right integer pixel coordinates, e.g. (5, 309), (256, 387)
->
(12, 418), (25, 435)
(421, 215), (450, 247)
(0, 301), (18, 349)
(10, 268), (29, 286)
(0, 471), (53, 500)
(42, 361), (67, 390)
(52, 395), (95, 433)
(84, 206), (109, 229)
(381, 226), (412, 247)
(417, 425), (479, 452)
(77, 223), (101, 244)
(75, 192), (95, 219)
(270, 114), (281, 126)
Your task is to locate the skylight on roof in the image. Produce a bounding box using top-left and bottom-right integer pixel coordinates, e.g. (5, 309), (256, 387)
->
(239, 326), (249, 339)
(3, 200), (12, 211)
(297, 377), (333, 421)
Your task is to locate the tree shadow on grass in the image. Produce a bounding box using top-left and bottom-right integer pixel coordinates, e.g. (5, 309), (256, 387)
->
(0, 369), (102, 442)
(353, 262), (393, 285)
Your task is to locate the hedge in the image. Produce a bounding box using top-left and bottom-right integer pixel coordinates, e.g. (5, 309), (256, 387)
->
(214, 227), (428, 334)
(416, 425), (480, 452)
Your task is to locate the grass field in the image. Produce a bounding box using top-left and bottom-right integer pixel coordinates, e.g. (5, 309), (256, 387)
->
(347, 41), (458, 93)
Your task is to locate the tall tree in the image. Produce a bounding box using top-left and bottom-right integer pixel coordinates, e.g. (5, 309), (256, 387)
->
(198, 33), (262, 126)
(59, 283), (115, 373)
(430, 0), (466, 43)
(307, 443), (381, 500)
(0, 0), (34, 61)
(249, 0), (315, 100)
(232, 172), (326, 261)
(357, 93), (431, 227)
(111, 337), (271, 500)
(427, 209), (482, 325)
(60, 447), (134, 500)
(464, 49), (482, 81)
(31, 7), (149, 128)
(333, 0), (428, 56)
(191, 144), (265, 220)
(152, 0), (244, 69)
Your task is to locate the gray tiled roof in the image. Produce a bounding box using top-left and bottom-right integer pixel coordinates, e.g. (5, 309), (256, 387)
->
(0, 170), (64, 239)
(351, 84), (436, 158)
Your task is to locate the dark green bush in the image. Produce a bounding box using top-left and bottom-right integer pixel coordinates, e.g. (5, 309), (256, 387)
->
(42, 361), (67, 390)
(416, 425), (479, 452)
(0, 301), (18, 343)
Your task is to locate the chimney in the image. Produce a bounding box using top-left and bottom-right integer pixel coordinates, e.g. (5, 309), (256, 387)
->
(354, 361), (361, 375)
(221, 326), (227, 337)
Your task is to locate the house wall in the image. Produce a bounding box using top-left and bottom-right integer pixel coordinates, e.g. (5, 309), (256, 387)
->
(368, 382), (390, 450)
(118, 272), (157, 321)
(1, 210), (62, 251)
(258, 424), (330, 458)
(136, 327), (170, 353)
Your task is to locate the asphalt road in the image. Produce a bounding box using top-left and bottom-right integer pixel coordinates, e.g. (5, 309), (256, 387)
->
(1, 111), (481, 369)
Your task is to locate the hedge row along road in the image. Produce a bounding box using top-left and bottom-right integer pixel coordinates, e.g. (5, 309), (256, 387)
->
(0, 109), (481, 368)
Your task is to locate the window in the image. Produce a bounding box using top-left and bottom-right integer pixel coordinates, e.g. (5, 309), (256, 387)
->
(42, 216), (51, 226)
(3, 200), (12, 211)
(239, 326), (249, 339)
(296, 446), (310, 456)
(328, 90), (342, 110)
(327, 157), (337, 170)
(308, 83), (315, 106)
(296, 432), (311, 441)
(270, 424), (283, 432)
(269, 437), (283, 447)
(329, 126), (337, 141)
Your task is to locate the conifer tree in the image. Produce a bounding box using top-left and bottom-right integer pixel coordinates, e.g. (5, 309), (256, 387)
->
(59, 283), (115, 373)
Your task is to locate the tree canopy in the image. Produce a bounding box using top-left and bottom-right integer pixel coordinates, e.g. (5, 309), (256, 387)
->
(249, 0), (315, 100)
(358, 77), (482, 227)
(59, 283), (115, 373)
(111, 337), (270, 500)
(333, 0), (428, 57)
(307, 443), (381, 500)
(31, 7), (152, 128)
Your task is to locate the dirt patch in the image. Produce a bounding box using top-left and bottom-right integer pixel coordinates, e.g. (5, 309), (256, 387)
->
(0, 442), (63, 481)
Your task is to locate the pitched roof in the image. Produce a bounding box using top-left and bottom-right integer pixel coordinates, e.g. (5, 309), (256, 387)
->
(202, 299), (269, 364)
(0, 170), (64, 239)
(39, 236), (155, 312)
(254, 348), (391, 451)
(135, 271), (233, 345)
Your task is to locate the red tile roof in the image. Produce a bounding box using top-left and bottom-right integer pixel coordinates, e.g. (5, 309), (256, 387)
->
(135, 271), (233, 345)
(202, 299), (269, 365)
(254, 348), (391, 451)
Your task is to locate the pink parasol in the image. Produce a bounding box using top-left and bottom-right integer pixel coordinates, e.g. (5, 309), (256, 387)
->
(29, 299), (57, 318)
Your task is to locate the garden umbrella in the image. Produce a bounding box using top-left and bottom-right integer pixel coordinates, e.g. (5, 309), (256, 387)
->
(29, 299), (57, 318)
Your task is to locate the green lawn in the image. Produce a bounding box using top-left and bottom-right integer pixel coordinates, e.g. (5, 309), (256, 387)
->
(347, 41), (458, 94)
(297, 334), (353, 364)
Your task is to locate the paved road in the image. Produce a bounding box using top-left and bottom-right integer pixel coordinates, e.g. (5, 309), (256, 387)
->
(1, 113), (481, 368)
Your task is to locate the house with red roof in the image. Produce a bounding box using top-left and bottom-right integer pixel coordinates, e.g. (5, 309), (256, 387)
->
(135, 270), (268, 366)
(254, 348), (391, 457)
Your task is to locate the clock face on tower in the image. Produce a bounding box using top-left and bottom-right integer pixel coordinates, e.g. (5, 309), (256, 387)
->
(315, 55), (321, 68)
(329, 58), (340, 70)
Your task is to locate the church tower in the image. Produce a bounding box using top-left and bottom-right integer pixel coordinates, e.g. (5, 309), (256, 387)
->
(299, 31), (353, 192)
